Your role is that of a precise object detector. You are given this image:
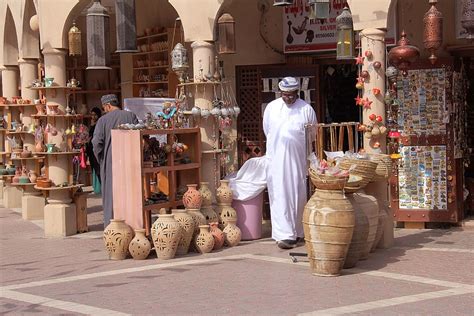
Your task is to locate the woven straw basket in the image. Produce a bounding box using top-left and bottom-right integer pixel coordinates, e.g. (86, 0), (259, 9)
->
(367, 153), (392, 181)
(309, 168), (349, 190)
(344, 175), (363, 194)
(337, 158), (378, 189)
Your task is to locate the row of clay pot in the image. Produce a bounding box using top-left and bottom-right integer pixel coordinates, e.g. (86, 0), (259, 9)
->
(183, 180), (234, 210)
(103, 209), (241, 261)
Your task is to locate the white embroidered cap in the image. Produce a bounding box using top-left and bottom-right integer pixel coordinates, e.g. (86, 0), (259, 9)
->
(278, 77), (300, 92)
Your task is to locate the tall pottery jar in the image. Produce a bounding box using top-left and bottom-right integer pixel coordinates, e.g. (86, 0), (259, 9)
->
(353, 192), (379, 260)
(183, 184), (202, 209)
(303, 189), (355, 276)
(128, 229), (152, 260)
(151, 214), (182, 260)
(103, 219), (134, 260)
(199, 182), (213, 206)
(172, 209), (195, 255)
(216, 180), (233, 204)
(371, 207), (388, 252)
(343, 194), (370, 269)
(223, 219), (241, 247)
(194, 225), (215, 253)
(217, 204), (238, 230)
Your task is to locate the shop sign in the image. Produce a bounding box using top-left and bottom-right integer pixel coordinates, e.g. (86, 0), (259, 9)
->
(283, 0), (396, 53)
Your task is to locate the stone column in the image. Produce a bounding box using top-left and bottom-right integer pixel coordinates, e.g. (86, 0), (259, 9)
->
(21, 185), (45, 220)
(360, 28), (393, 248)
(41, 48), (76, 237)
(1, 65), (20, 98)
(191, 41), (220, 196)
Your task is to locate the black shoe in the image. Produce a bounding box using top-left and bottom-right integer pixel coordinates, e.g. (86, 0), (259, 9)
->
(277, 239), (297, 249)
(296, 237), (305, 244)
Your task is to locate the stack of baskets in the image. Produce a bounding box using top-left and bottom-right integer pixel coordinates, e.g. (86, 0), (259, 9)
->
(337, 158), (378, 188)
(367, 153), (392, 181)
(309, 167), (349, 190)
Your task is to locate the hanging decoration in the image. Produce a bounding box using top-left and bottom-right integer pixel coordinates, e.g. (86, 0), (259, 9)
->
(308, 0), (330, 20)
(115, 0), (138, 53)
(217, 13), (236, 54)
(461, 0), (474, 39)
(336, 6), (354, 60)
(171, 43), (189, 83)
(388, 31), (420, 76)
(68, 21), (82, 56)
(86, 0), (111, 69)
(423, 0), (443, 65)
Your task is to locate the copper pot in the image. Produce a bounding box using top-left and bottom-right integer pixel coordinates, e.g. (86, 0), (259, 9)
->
(388, 31), (420, 76)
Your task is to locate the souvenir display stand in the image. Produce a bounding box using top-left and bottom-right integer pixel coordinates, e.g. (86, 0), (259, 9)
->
(28, 85), (85, 237)
(111, 127), (201, 235)
(390, 61), (465, 225)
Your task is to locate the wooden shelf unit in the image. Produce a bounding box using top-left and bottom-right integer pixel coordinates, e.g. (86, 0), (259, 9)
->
(111, 127), (201, 235)
(132, 27), (179, 98)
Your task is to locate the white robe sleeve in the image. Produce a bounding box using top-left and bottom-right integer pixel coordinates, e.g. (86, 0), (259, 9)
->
(263, 102), (271, 137)
(305, 104), (318, 142)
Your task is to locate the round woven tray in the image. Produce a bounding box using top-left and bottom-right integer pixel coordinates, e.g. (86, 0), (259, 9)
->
(338, 158), (378, 189)
(367, 153), (392, 181)
(309, 168), (349, 190)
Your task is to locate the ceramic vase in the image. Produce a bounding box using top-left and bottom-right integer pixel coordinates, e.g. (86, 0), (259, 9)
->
(35, 142), (44, 153)
(201, 206), (219, 224)
(187, 208), (207, 235)
(172, 209), (195, 255)
(216, 180), (233, 204)
(183, 184), (202, 209)
(198, 182), (213, 206)
(128, 229), (151, 260)
(151, 214), (182, 260)
(103, 219), (134, 260)
(209, 222), (225, 250)
(217, 203), (238, 230)
(223, 219), (241, 247)
(195, 225), (215, 253)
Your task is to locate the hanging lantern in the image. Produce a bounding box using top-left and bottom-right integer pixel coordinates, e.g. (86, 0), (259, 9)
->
(68, 21), (82, 56)
(308, 0), (330, 19)
(273, 0), (293, 6)
(423, 0), (443, 65)
(386, 66), (398, 83)
(461, 0), (474, 39)
(171, 43), (189, 83)
(115, 0), (138, 53)
(388, 31), (420, 76)
(336, 6), (354, 60)
(86, 0), (111, 69)
(217, 13), (236, 54)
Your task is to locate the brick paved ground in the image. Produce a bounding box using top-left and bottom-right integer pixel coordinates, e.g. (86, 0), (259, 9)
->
(1, 196), (473, 315)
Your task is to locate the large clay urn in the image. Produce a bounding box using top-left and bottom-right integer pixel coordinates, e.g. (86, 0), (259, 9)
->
(172, 209), (195, 255)
(187, 208), (207, 235)
(151, 214), (182, 260)
(371, 207), (388, 252)
(183, 184), (202, 209)
(128, 229), (152, 260)
(355, 192), (379, 260)
(216, 180), (233, 204)
(223, 219), (241, 247)
(199, 182), (213, 206)
(209, 222), (225, 250)
(343, 194), (370, 269)
(194, 225), (215, 253)
(103, 219), (134, 260)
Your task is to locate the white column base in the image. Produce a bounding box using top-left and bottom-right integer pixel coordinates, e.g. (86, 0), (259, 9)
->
(4, 186), (23, 209)
(22, 195), (46, 220)
(44, 203), (77, 237)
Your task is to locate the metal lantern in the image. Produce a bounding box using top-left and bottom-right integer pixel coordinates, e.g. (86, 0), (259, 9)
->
(273, 0), (293, 6)
(386, 66), (399, 83)
(336, 7), (354, 60)
(115, 0), (138, 53)
(217, 13), (236, 54)
(461, 0), (474, 39)
(423, 0), (443, 65)
(68, 21), (82, 56)
(86, 0), (111, 69)
(171, 43), (189, 83)
(388, 31), (420, 76)
(309, 0), (330, 20)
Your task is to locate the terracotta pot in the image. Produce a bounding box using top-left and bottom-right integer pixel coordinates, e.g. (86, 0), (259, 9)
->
(20, 146), (32, 158)
(343, 194), (370, 269)
(151, 214), (182, 260)
(209, 222), (225, 250)
(198, 182), (213, 206)
(35, 142), (44, 153)
(194, 225), (214, 253)
(171, 209), (195, 255)
(200, 206), (219, 224)
(303, 189), (355, 276)
(223, 219), (241, 247)
(217, 203), (238, 230)
(216, 180), (233, 204)
(103, 219), (134, 260)
(128, 229), (151, 260)
(183, 184), (202, 209)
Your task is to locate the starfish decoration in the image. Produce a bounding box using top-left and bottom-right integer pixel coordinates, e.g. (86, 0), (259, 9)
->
(355, 55), (365, 65)
(362, 97), (373, 109)
(355, 95), (363, 106)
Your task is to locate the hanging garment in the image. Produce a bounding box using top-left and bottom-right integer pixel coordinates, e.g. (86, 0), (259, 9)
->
(263, 98), (317, 241)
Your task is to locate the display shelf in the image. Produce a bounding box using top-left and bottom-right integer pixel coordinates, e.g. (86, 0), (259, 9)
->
(142, 162), (200, 174)
(10, 157), (45, 161)
(28, 86), (81, 91)
(137, 31), (168, 40)
(0, 103), (35, 107)
(5, 131), (33, 135)
(177, 81), (224, 87)
(32, 151), (80, 155)
(132, 49), (168, 56)
(140, 127), (199, 136)
(34, 184), (82, 191)
(75, 89), (121, 95)
(31, 114), (86, 119)
(9, 183), (36, 187)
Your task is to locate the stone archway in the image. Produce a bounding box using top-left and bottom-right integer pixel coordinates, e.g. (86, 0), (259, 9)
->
(3, 6), (19, 66)
(20, 0), (40, 59)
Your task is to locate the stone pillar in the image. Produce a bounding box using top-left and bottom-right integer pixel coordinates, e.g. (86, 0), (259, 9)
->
(3, 185), (23, 208)
(360, 28), (393, 248)
(191, 41), (219, 196)
(21, 185), (45, 220)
